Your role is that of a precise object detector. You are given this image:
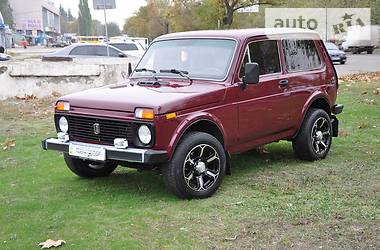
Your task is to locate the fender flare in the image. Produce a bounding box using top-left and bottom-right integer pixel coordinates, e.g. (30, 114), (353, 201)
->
(166, 112), (227, 159)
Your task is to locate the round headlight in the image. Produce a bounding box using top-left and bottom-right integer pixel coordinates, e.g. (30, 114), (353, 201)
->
(59, 116), (69, 133)
(138, 125), (151, 145)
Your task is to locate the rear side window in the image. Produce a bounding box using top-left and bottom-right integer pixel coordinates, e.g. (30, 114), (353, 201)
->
(282, 40), (321, 72)
(239, 40), (281, 78)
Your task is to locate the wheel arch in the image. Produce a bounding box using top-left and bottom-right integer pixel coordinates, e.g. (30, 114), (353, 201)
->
(293, 93), (332, 138)
(167, 113), (227, 159)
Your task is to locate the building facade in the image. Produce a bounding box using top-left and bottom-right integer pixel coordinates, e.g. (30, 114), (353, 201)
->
(9, 0), (60, 43)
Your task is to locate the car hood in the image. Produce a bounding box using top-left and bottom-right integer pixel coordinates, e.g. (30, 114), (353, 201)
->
(60, 79), (226, 115)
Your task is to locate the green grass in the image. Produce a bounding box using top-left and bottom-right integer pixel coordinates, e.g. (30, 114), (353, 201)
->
(0, 81), (379, 249)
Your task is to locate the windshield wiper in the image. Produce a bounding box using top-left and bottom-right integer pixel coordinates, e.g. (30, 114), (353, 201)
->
(159, 69), (193, 84)
(135, 68), (156, 73)
(134, 68), (158, 81)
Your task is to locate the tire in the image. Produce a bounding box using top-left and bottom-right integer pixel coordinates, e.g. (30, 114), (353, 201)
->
(367, 50), (373, 54)
(340, 60), (346, 64)
(292, 109), (333, 161)
(162, 132), (226, 199)
(63, 154), (117, 178)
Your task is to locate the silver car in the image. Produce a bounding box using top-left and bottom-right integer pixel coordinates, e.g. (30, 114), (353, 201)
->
(43, 43), (129, 59)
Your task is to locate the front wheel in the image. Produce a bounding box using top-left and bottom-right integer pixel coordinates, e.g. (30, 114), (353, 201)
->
(292, 109), (333, 161)
(63, 154), (118, 178)
(162, 132), (226, 199)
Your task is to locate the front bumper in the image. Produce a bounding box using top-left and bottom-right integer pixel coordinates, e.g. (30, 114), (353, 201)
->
(42, 138), (168, 164)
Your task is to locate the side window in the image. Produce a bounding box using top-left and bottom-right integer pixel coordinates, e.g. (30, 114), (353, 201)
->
(70, 46), (93, 56)
(94, 46), (107, 56)
(239, 40), (280, 78)
(282, 40), (321, 71)
(108, 47), (122, 57)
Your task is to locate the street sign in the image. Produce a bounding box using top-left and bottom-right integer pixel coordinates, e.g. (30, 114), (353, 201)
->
(237, 0), (259, 13)
(93, 0), (116, 10)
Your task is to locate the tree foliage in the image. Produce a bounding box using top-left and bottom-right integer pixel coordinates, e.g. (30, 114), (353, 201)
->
(78, 0), (92, 36)
(0, 0), (13, 26)
(124, 0), (379, 39)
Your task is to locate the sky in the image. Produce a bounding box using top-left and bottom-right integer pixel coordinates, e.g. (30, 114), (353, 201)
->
(53, 0), (147, 28)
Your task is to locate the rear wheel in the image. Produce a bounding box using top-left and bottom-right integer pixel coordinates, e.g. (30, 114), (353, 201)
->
(292, 109), (332, 161)
(64, 154), (117, 178)
(163, 132), (226, 199)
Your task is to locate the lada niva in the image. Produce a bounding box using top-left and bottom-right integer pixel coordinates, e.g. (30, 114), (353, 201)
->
(42, 28), (344, 199)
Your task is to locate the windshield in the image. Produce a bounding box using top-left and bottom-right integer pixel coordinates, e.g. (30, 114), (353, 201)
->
(132, 39), (236, 81)
(325, 42), (339, 50)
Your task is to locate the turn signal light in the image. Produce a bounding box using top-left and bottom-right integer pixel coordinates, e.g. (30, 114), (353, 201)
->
(135, 108), (154, 119)
(55, 101), (70, 111)
(166, 112), (177, 119)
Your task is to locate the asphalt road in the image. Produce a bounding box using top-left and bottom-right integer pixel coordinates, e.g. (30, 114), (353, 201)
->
(335, 51), (380, 77)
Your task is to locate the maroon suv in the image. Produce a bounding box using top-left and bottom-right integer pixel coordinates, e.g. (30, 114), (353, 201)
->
(42, 28), (343, 199)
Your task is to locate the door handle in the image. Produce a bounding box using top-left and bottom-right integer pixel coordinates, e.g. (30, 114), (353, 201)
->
(278, 79), (288, 86)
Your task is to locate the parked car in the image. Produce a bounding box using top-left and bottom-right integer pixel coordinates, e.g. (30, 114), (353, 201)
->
(42, 28), (343, 199)
(324, 42), (347, 64)
(107, 41), (145, 58)
(0, 52), (11, 61)
(52, 40), (70, 48)
(42, 43), (129, 59)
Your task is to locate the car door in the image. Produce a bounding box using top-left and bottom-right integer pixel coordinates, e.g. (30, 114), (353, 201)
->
(237, 39), (294, 144)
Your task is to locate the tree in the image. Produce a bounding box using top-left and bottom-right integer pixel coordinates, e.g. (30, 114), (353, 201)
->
(123, 0), (171, 40)
(68, 9), (74, 22)
(0, 0), (13, 26)
(59, 5), (68, 22)
(106, 22), (121, 37)
(78, 0), (92, 35)
(221, 0), (283, 28)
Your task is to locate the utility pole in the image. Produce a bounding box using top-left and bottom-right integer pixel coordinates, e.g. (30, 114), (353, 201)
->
(103, 0), (109, 56)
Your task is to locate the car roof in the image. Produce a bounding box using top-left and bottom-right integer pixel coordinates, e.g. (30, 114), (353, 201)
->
(154, 28), (321, 42)
(48, 43), (126, 56)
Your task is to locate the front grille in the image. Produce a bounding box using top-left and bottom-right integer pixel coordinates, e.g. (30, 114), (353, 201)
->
(66, 115), (134, 145)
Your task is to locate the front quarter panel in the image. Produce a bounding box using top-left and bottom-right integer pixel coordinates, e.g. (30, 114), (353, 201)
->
(154, 107), (237, 159)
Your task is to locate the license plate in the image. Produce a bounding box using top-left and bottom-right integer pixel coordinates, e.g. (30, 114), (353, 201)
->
(69, 143), (106, 161)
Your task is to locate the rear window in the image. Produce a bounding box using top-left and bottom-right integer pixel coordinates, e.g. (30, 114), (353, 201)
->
(282, 40), (322, 72)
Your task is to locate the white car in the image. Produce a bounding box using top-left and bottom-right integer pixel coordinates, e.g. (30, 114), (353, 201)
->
(107, 41), (145, 58)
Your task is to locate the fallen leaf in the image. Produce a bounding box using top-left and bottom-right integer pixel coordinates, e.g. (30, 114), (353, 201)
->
(51, 91), (62, 98)
(361, 91), (367, 95)
(2, 139), (16, 151)
(224, 235), (239, 241)
(373, 89), (380, 95)
(225, 201), (244, 206)
(292, 219), (312, 226)
(357, 123), (368, 129)
(15, 94), (38, 101)
(38, 239), (66, 249)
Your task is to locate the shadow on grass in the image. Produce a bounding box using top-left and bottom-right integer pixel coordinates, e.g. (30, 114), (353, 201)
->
(66, 142), (305, 201)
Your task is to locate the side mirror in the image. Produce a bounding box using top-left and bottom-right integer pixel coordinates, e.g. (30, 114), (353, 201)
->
(128, 62), (132, 77)
(118, 53), (126, 58)
(243, 63), (259, 85)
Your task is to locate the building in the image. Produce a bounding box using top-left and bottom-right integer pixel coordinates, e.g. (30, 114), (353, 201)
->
(0, 10), (12, 49)
(9, 0), (60, 44)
